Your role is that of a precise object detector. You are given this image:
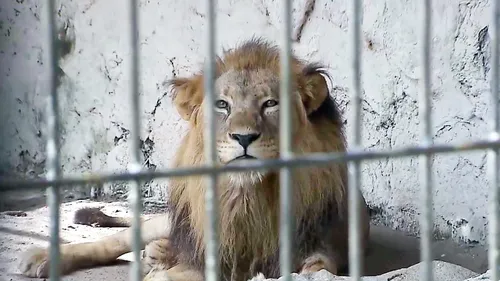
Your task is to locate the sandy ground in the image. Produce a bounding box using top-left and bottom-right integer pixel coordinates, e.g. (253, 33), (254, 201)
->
(0, 199), (489, 281)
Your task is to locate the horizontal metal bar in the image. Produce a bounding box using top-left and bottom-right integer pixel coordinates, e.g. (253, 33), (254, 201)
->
(1, 139), (499, 191)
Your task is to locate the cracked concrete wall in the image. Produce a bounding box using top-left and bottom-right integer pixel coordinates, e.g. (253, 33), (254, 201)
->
(0, 0), (495, 245)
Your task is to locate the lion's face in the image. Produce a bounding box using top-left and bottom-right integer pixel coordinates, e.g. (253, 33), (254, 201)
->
(211, 69), (283, 165)
(169, 39), (332, 187)
(204, 69), (302, 186)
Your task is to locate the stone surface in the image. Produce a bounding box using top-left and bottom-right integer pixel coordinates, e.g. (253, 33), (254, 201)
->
(0, 0), (495, 247)
(465, 270), (493, 281)
(253, 261), (479, 281)
(376, 261), (479, 281)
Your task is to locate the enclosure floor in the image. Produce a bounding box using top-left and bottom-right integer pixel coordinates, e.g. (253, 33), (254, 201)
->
(0, 199), (488, 281)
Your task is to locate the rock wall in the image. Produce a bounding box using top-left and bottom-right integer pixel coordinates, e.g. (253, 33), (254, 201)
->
(0, 0), (495, 245)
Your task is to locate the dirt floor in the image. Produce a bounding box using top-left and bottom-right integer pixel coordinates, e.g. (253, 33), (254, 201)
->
(0, 196), (489, 281)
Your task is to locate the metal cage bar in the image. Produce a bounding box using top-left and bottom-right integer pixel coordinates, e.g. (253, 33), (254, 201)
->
(203, 0), (220, 281)
(419, 0), (434, 280)
(127, 0), (143, 280)
(45, 0), (62, 280)
(1, 139), (499, 191)
(279, 1), (294, 281)
(489, 0), (500, 280)
(347, 0), (363, 279)
(128, 0), (142, 281)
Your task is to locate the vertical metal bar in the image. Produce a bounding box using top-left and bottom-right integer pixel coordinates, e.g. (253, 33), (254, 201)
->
(279, 0), (293, 280)
(45, 1), (62, 280)
(488, 0), (500, 280)
(128, 0), (143, 280)
(203, 0), (219, 281)
(347, 0), (363, 279)
(419, 1), (434, 280)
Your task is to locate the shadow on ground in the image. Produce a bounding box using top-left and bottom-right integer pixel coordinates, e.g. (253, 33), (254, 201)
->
(363, 224), (487, 276)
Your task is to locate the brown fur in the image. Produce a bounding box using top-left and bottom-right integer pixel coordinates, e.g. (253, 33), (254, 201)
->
(165, 37), (370, 279)
(172, 67), (332, 250)
(73, 207), (143, 227)
(17, 37), (370, 281)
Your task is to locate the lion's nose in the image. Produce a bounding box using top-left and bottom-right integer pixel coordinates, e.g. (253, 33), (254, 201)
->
(229, 133), (261, 149)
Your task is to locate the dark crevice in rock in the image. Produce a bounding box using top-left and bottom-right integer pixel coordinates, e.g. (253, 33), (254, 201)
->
(473, 25), (491, 79)
(57, 19), (75, 61)
(445, 218), (481, 245)
(15, 150), (45, 177)
(362, 98), (379, 116)
(139, 135), (156, 198)
(140, 136), (155, 171)
(151, 57), (177, 116)
(112, 122), (130, 145)
(139, 57), (180, 198)
(151, 92), (168, 116)
(293, 0), (317, 42)
(168, 57), (177, 78)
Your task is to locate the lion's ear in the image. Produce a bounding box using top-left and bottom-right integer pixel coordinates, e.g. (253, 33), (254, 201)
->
(301, 65), (330, 115)
(168, 75), (204, 121)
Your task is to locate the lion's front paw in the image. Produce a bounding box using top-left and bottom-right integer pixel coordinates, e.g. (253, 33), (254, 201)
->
(142, 239), (176, 276)
(18, 247), (51, 278)
(248, 272), (267, 281)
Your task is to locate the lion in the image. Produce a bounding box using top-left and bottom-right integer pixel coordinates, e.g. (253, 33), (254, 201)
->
(18, 37), (371, 281)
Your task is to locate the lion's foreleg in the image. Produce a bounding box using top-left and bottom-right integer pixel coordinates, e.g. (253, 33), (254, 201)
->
(18, 213), (172, 278)
(246, 252), (338, 281)
(298, 252), (338, 275)
(142, 238), (178, 275)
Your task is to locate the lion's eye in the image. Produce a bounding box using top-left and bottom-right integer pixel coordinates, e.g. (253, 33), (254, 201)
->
(215, 100), (229, 109)
(263, 99), (278, 108)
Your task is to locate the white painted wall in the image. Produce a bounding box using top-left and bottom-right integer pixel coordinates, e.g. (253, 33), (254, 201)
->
(0, 0), (495, 245)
